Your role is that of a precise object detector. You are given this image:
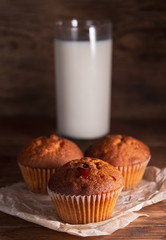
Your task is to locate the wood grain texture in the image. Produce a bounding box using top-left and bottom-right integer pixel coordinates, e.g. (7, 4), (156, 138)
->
(0, 0), (166, 119)
(0, 118), (166, 239)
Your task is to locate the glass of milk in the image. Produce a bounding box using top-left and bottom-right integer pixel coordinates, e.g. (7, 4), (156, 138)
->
(54, 20), (112, 139)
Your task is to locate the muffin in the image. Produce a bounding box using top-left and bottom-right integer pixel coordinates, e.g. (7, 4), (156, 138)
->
(85, 135), (150, 190)
(17, 135), (83, 194)
(47, 157), (124, 224)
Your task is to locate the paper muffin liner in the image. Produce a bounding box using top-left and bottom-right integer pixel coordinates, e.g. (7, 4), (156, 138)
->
(47, 187), (123, 224)
(116, 159), (150, 191)
(18, 162), (55, 194)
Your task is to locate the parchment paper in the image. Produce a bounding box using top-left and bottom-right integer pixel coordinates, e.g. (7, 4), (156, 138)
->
(0, 166), (166, 237)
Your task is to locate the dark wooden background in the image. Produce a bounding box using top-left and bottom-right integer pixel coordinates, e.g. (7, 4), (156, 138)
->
(0, 2), (166, 238)
(0, 0), (166, 119)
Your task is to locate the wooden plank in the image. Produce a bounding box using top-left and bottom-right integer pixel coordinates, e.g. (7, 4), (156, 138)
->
(0, 202), (166, 240)
(0, 0), (166, 118)
(0, 118), (165, 239)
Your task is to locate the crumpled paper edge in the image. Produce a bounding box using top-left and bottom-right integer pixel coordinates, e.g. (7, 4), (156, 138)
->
(0, 166), (166, 237)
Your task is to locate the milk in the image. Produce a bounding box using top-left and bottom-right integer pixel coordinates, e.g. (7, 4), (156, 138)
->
(55, 39), (112, 139)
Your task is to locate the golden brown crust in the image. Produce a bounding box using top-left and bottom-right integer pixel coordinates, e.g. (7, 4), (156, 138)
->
(17, 135), (83, 168)
(48, 157), (124, 196)
(85, 135), (150, 166)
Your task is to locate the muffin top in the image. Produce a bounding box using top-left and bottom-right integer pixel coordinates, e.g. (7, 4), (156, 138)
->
(85, 135), (150, 166)
(48, 157), (124, 196)
(17, 135), (83, 168)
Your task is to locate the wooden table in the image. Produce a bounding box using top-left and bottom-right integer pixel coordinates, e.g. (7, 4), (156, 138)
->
(0, 118), (166, 240)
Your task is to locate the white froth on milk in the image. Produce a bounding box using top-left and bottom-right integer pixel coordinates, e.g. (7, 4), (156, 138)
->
(55, 39), (112, 139)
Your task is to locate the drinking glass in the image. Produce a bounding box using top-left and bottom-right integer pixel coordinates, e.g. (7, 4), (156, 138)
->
(54, 19), (112, 139)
